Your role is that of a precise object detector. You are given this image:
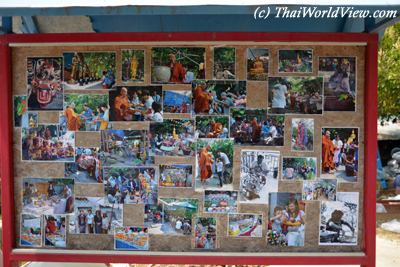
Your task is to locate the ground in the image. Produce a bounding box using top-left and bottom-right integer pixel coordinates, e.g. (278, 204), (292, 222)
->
(321, 164), (358, 183)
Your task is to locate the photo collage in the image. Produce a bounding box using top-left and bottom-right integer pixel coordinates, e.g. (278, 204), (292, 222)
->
(15, 45), (362, 252)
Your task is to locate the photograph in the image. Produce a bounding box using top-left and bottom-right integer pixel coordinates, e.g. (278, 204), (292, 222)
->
(69, 197), (123, 235)
(114, 227), (149, 250)
(63, 52), (116, 89)
(319, 192), (359, 245)
(103, 166), (158, 204)
(163, 90), (192, 114)
(230, 108), (284, 146)
(148, 119), (195, 157)
(321, 127), (359, 182)
(44, 215), (67, 248)
(144, 204), (163, 233)
(60, 94), (110, 131)
(302, 179), (337, 201)
(194, 217), (217, 249)
(282, 157), (317, 180)
(268, 77), (323, 114)
(21, 124), (75, 162)
(159, 164), (193, 188)
(228, 214), (262, 237)
(21, 112), (38, 129)
(247, 48), (269, 81)
(204, 190), (238, 214)
(109, 86), (163, 122)
(195, 139), (234, 190)
(291, 118), (314, 151)
(14, 95), (27, 127)
(20, 214), (42, 247)
(267, 192), (305, 247)
(240, 150), (280, 204)
(213, 47), (236, 79)
(27, 57), (63, 110)
(100, 129), (150, 166)
(195, 115), (229, 138)
(278, 49), (313, 73)
(192, 80), (246, 115)
(156, 198), (199, 235)
(122, 49), (145, 83)
(65, 147), (103, 183)
(319, 57), (356, 111)
(151, 47), (206, 83)
(22, 178), (74, 216)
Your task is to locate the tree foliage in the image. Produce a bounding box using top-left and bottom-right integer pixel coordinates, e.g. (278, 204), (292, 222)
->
(378, 23), (400, 119)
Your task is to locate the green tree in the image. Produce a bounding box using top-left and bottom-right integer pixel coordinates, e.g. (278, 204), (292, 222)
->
(378, 23), (400, 119)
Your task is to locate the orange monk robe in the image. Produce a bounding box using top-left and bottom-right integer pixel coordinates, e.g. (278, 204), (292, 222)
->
(114, 95), (131, 121)
(64, 107), (81, 131)
(322, 135), (335, 172)
(251, 118), (261, 143)
(199, 148), (213, 182)
(207, 122), (223, 138)
(169, 62), (186, 83)
(194, 87), (210, 114)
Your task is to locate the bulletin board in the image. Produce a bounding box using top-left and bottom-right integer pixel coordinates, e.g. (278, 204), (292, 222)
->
(0, 32), (377, 267)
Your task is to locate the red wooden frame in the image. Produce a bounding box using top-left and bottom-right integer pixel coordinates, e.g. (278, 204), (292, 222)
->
(0, 32), (377, 267)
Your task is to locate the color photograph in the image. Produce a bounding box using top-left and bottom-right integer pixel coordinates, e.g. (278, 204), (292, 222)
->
(14, 95), (27, 127)
(100, 130), (149, 166)
(114, 227), (149, 250)
(44, 215), (67, 248)
(302, 179), (337, 201)
(27, 57), (63, 110)
(192, 80), (246, 115)
(291, 118), (314, 151)
(122, 49), (145, 83)
(163, 90), (192, 114)
(63, 52), (116, 89)
(22, 178), (74, 216)
(109, 86), (163, 122)
(21, 124), (75, 162)
(319, 192), (359, 246)
(228, 214), (262, 237)
(20, 214), (42, 247)
(230, 108), (284, 146)
(213, 47), (236, 79)
(148, 119), (195, 157)
(278, 49), (313, 73)
(319, 57), (356, 111)
(21, 112), (38, 128)
(195, 139), (234, 190)
(61, 94), (110, 131)
(240, 150), (279, 204)
(70, 197), (123, 235)
(144, 204), (163, 234)
(65, 147), (103, 183)
(268, 77), (323, 114)
(194, 217), (217, 249)
(159, 164), (193, 188)
(267, 192), (305, 247)
(247, 48), (269, 81)
(282, 157), (317, 181)
(204, 190), (238, 214)
(151, 47), (206, 83)
(103, 166), (158, 204)
(321, 127), (359, 182)
(195, 115), (229, 138)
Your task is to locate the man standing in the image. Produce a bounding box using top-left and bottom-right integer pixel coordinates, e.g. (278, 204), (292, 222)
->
(77, 209), (87, 234)
(81, 103), (94, 130)
(271, 82), (288, 114)
(86, 209), (95, 234)
(217, 151), (231, 183)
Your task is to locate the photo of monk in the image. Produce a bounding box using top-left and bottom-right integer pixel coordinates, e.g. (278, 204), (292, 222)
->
(109, 86), (163, 122)
(195, 116), (229, 139)
(151, 47), (205, 84)
(122, 49), (145, 83)
(321, 128), (359, 182)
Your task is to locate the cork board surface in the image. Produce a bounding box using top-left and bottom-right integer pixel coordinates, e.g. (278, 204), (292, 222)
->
(13, 43), (365, 254)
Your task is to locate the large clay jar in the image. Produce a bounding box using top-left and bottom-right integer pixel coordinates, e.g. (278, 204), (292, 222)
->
(152, 66), (171, 83)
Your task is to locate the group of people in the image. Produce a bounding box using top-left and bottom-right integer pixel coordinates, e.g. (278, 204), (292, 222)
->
(195, 118), (229, 139)
(230, 115), (284, 146)
(76, 208), (112, 234)
(44, 216), (66, 246)
(112, 87), (162, 122)
(283, 163), (315, 180)
(198, 146), (232, 187)
(165, 215), (192, 235)
(159, 167), (192, 187)
(303, 183), (336, 201)
(194, 222), (216, 249)
(63, 103), (110, 131)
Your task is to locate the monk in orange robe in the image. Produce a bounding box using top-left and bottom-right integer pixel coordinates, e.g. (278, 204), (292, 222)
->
(169, 53), (186, 83)
(199, 145), (213, 183)
(322, 130), (336, 173)
(251, 117), (261, 144)
(64, 104), (81, 131)
(114, 87), (133, 121)
(207, 120), (223, 138)
(194, 85), (210, 114)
